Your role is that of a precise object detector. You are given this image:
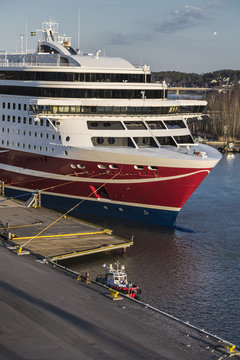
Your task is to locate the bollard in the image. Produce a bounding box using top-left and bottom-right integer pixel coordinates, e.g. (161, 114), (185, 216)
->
(105, 288), (123, 301)
(224, 343), (236, 353)
(77, 274), (81, 281)
(16, 246), (23, 254)
(85, 272), (91, 284)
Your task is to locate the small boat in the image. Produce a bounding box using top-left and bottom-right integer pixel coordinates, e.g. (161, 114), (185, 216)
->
(96, 263), (141, 298)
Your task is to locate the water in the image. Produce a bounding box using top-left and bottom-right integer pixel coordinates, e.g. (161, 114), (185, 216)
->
(66, 153), (240, 346)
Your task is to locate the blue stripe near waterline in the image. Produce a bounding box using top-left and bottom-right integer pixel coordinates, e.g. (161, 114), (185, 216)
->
(4, 188), (178, 228)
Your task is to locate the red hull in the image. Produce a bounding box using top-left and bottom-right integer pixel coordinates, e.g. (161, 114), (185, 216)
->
(0, 148), (211, 210)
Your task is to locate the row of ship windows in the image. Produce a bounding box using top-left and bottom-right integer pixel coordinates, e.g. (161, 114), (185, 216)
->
(1, 114), (185, 130)
(1, 139), (56, 153)
(69, 163), (158, 171)
(0, 71), (151, 84)
(87, 120), (186, 130)
(1, 114), (59, 127)
(29, 104), (204, 115)
(1, 127), (61, 140)
(2, 102), (27, 111)
(0, 86), (164, 99)
(91, 135), (194, 147)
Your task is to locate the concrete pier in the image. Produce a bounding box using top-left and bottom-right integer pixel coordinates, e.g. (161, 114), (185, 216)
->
(1, 243), (237, 360)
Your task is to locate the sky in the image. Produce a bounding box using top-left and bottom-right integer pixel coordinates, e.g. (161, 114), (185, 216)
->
(0, 0), (239, 73)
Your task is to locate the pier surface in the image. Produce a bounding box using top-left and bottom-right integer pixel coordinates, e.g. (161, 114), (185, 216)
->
(0, 197), (132, 260)
(0, 243), (237, 360)
(0, 197), (239, 359)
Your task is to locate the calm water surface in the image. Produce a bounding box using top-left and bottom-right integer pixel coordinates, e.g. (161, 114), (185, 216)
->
(66, 153), (240, 345)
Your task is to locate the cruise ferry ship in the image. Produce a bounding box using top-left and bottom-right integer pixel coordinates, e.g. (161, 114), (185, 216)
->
(0, 20), (221, 227)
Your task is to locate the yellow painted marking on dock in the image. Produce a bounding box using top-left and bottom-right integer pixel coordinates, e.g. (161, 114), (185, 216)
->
(14, 228), (112, 241)
(0, 223), (42, 230)
(50, 241), (133, 261)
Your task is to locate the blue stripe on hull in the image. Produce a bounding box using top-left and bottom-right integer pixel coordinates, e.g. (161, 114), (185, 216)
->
(4, 188), (178, 228)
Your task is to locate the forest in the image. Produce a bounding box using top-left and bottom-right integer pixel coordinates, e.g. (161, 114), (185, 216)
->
(152, 70), (240, 141)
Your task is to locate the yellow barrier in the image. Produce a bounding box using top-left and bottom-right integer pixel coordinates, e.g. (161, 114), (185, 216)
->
(14, 229), (110, 241)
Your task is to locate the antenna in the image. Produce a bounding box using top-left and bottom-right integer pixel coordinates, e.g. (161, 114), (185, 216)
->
(78, 9), (80, 51)
(25, 19), (28, 53)
(20, 34), (24, 54)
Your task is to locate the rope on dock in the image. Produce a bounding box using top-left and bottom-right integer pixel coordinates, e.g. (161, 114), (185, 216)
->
(19, 171), (120, 250)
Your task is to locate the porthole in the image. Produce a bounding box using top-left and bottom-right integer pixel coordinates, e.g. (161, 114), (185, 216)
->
(144, 210), (149, 215)
(97, 137), (104, 144)
(109, 164), (119, 169)
(108, 137), (115, 145)
(104, 122), (111, 127)
(104, 206), (108, 210)
(119, 207), (123, 212)
(98, 164), (107, 169)
(77, 164), (86, 169)
(70, 164), (76, 169)
(66, 136), (70, 142)
(134, 165), (144, 170)
(148, 166), (158, 171)
(91, 122), (98, 127)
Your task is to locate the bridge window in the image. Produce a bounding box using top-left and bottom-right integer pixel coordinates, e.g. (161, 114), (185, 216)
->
(146, 121), (165, 130)
(164, 120), (186, 129)
(87, 121), (124, 130)
(124, 121), (146, 130)
(174, 135), (194, 144)
(133, 137), (158, 147)
(92, 137), (135, 147)
(157, 136), (177, 146)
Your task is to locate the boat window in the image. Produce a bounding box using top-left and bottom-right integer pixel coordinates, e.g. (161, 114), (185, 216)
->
(146, 121), (166, 130)
(87, 121), (124, 130)
(174, 135), (194, 144)
(148, 166), (158, 170)
(164, 120), (186, 129)
(28, 104), (204, 115)
(91, 137), (135, 147)
(133, 137), (158, 147)
(134, 165), (144, 170)
(156, 136), (177, 146)
(124, 121), (146, 130)
(0, 70), (150, 83)
(0, 86), (164, 99)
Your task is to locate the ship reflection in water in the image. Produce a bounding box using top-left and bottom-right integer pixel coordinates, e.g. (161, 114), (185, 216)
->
(67, 154), (240, 347)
